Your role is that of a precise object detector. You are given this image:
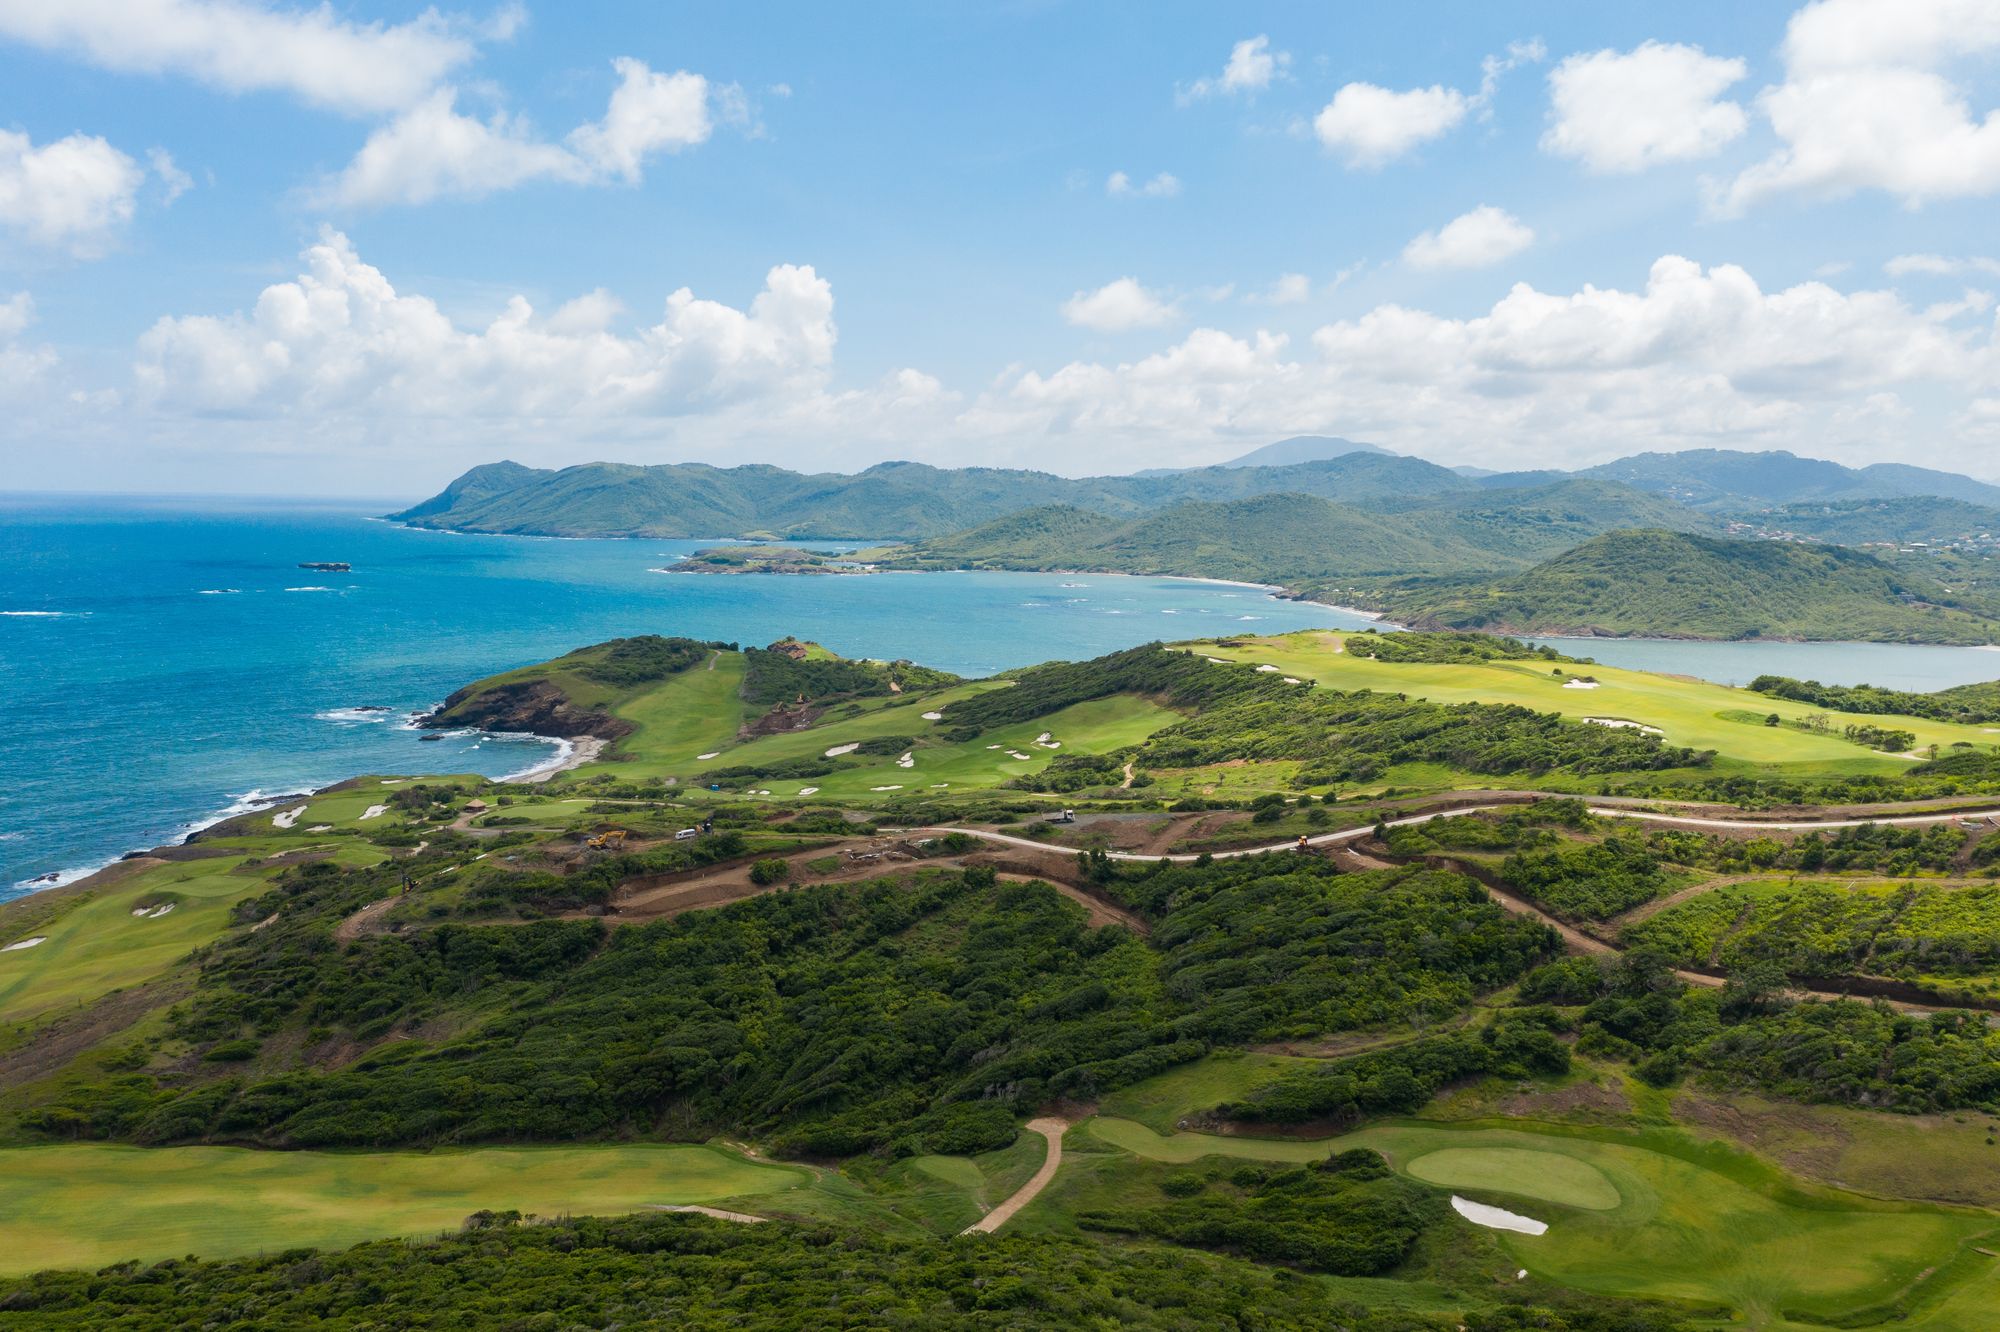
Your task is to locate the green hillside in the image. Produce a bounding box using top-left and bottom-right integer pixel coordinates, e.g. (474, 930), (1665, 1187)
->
(1578, 448), (2000, 511)
(393, 453), (1477, 539)
(1721, 496), (2000, 546)
(1384, 530), (2000, 643)
(876, 483), (1711, 589)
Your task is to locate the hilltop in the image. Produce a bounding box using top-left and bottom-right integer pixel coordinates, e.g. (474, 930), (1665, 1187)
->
(873, 482), (1712, 586)
(1381, 529), (2000, 643)
(395, 445), (2000, 541)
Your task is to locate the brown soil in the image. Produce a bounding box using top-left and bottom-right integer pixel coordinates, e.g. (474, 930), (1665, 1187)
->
(0, 980), (185, 1092)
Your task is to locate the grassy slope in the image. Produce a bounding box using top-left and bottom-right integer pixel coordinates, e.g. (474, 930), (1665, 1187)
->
(0, 1143), (808, 1274)
(1194, 630), (2000, 777)
(1062, 1116), (1997, 1329)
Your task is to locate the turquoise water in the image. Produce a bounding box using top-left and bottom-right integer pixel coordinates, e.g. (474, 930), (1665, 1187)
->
(7, 496), (1999, 897)
(0, 496), (1362, 892)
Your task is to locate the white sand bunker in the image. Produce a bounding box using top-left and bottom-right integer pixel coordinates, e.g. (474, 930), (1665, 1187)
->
(130, 903), (176, 919)
(1585, 718), (1662, 735)
(897, 752), (915, 768)
(1206, 657), (1229, 665)
(1282, 677), (1301, 685)
(697, 751), (721, 760)
(1451, 1196), (1547, 1235)
(824, 742), (860, 757)
(306, 824), (333, 833)
(797, 787), (819, 796)
(1255, 664), (1280, 673)
(271, 805), (307, 828)
(1035, 733), (1061, 749)
(3, 936), (47, 952)
(1006, 750), (1033, 761)
(359, 804), (389, 820)
(1561, 679), (1600, 690)
(921, 711), (943, 721)
(871, 784), (903, 792)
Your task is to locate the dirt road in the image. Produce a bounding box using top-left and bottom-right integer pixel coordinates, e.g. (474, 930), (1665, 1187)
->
(961, 1117), (1068, 1235)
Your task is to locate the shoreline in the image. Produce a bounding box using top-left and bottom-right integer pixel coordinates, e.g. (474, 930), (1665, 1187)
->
(5, 720), (579, 903)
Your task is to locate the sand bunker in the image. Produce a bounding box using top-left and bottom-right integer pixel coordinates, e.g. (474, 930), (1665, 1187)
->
(697, 751), (721, 760)
(129, 903), (176, 919)
(1255, 664), (1280, 673)
(897, 752), (915, 768)
(271, 805), (306, 829)
(3, 936), (47, 952)
(922, 711), (943, 721)
(1451, 1196), (1547, 1235)
(359, 804), (389, 820)
(1561, 679), (1600, 690)
(797, 786), (819, 796)
(824, 742), (860, 757)
(1584, 718), (1661, 735)
(871, 784), (903, 792)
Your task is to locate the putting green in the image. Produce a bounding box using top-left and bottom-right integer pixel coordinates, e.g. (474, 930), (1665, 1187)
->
(1404, 1146), (1620, 1210)
(1086, 1116), (2000, 1325)
(0, 1142), (807, 1274)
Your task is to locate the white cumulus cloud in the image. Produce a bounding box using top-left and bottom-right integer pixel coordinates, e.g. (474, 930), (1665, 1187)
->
(567, 57), (712, 181)
(1719, 0), (2000, 212)
(1543, 42), (1749, 171)
(1313, 83), (1469, 166)
(135, 229), (840, 417)
(1060, 278), (1178, 332)
(320, 59), (720, 207)
(1179, 35), (1289, 102)
(0, 129), (145, 255)
(0, 0), (496, 115)
(1105, 170), (1181, 199)
(1403, 206), (1535, 270)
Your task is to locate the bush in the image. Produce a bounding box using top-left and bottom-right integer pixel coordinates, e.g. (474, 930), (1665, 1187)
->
(749, 858), (791, 886)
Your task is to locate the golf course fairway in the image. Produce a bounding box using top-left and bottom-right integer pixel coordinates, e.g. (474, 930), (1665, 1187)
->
(1086, 1116), (2000, 1328)
(0, 1143), (808, 1274)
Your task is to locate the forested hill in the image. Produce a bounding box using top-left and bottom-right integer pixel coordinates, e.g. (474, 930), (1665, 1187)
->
(390, 452), (1477, 539)
(395, 446), (2000, 540)
(1380, 530), (2000, 644)
(874, 482), (1711, 584)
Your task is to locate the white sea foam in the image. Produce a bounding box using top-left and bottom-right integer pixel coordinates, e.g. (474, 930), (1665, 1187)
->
(1, 610), (70, 617)
(316, 707), (393, 724)
(197, 588), (241, 595)
(284, 586), (332, 593)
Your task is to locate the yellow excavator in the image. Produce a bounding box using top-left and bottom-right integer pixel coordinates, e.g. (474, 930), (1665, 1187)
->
(586, 829), (629, 850)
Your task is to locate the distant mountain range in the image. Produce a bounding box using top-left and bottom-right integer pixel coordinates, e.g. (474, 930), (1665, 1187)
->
(398, 446), (2000, 540)
(392, 445), (2000, 642)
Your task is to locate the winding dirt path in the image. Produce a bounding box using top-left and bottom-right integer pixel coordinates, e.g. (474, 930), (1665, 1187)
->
(961, 1117), (1068, 1235)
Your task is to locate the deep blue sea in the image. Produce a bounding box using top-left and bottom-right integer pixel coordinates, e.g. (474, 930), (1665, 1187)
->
(6, 495), (2000, 897)
(0, 495), (1366, 893)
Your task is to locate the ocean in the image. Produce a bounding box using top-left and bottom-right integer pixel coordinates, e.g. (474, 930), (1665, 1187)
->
(8, 495), (2000, 897)
(0, 495), (1363, 893)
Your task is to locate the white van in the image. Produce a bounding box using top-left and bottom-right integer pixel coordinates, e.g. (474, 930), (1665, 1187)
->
(675, 828), (698, 841)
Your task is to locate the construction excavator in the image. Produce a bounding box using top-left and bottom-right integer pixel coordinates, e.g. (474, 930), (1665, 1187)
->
(586, 829), (629, 850)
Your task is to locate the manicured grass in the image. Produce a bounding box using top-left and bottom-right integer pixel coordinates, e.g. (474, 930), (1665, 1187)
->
(1083, 1113), (2000, 1327)
(1403, 1146), (1621, 1209)
(0, 1142), (809, 1274)
(0, 859), (271, 1027)
(605, 650), (752, 771)
(1191, 631), (2000, 775)
(1085, 1117), (1337, 1164)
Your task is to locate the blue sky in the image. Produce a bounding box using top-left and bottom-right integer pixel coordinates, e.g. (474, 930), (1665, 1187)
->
(3, 1), (2000, 495)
